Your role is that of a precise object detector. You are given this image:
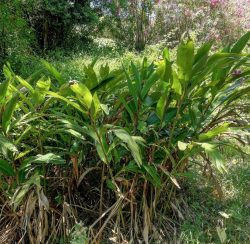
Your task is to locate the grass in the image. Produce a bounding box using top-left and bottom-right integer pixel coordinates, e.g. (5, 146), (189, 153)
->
(13, 38), (165, 81)
(179, 152), (250, 243)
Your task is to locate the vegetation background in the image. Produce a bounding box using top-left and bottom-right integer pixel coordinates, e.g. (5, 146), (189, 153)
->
(0, 0), (249, 243)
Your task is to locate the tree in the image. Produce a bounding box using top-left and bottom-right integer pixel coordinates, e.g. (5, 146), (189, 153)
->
(0, 0), (34, 71)
(23, 0), (97, 50)
(95, 0), (156, 51)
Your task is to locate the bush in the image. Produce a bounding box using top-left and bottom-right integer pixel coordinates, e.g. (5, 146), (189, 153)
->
(0, 32), (249, 243)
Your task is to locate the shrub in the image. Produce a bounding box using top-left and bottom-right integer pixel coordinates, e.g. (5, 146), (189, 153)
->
(0, 32), (249, 243)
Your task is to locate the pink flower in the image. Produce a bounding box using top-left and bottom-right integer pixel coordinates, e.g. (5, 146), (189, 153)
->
(210, 0), (225, 7)
(210, 0), (220, 7)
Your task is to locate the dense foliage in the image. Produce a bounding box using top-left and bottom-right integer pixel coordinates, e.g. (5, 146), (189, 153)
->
(0, 0), (97, 72)
(0, 33), (249, 243)
(23, 0), (97, 50)
(0, 1), (34, 69)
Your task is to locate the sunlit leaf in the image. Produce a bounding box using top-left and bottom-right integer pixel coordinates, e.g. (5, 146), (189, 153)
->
(33, 77), (51, 105)
(178, 141), (188, 151)
(41, 60), (65, 85)
(177, 40), (194, 82)
(70, 82), (93, 109)
(199, 123), (230, 142)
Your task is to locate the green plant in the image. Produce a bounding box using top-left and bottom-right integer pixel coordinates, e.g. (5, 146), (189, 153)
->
(0, 1), (35, 72)
(22, 0), (97, 50)
(0, 32), (249, 243)
(69, 223), (88, 244)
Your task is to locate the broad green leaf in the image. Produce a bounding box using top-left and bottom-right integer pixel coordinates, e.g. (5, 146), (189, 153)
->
(57, 128), (85, 141)
(119, 95), (135, 121)
(200, 143), (227, 173)
(141, 57), (148, 80)
(16, 76), (35, 94)
(33, 78), (51, 105)
(41, 60), (65, 85)
(123, 67), (138, 109)
(141, 72), (159, 99)
(207, 53), (244, 68)
(124, 161), (140, 173)
(2, 93), (19, 133)
(231, 31), (250, 53)
(163, 47), (170, 61)
(14, 126), (32, 145)
(131, 61), (141, 94)
(26, 68), (44, 83)
(0, 159), (15, 176)
(178, 141), (188, 151)
(83, 64), (98, 89)
(156, 82), (169, 121)
(143, 164), (161, 187)
(194, 41), (213, 64)
(155, 60), (165, 78)
(15, 150), (31, 160)
(96, 142), (109, 163)
(11, 172), (41, 210)
(156, 57), (172, 85)
(163, 59), (172, 83)
(58, 119), (93, 139)
(100, 104), (109, 115)
(99, 63), (110, 79)
(225, 86), (250, 105)
(216, 227), (227, 243)
(114, 129), (144, 167)
(90, 93), (101, 118)
(106, 179), (116, 190)
(208, 149), (226, 173)
(172, 71), (182, 95)
(26, 153), (65, 165)
(0, 134), (18, 154)
(3, 64), (13, 80)
(70, 83), (93, 109)
(90, 57), (98, 67)
(191, 42), (212, 78)
(91, 69), (124, 93)
(80, 124), (99, 142)
(199, 123), (230, 142)
(0, 79), (10, 104)
(200, 143), (215, 152)
(156, 95), (166, 121)
(47, 91), (86, 114)
(177, 40), (194, 82)
(91, 76), (115, 92)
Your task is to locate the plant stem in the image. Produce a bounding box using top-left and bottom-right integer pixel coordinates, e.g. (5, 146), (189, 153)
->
(168, 91), (185, 147)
